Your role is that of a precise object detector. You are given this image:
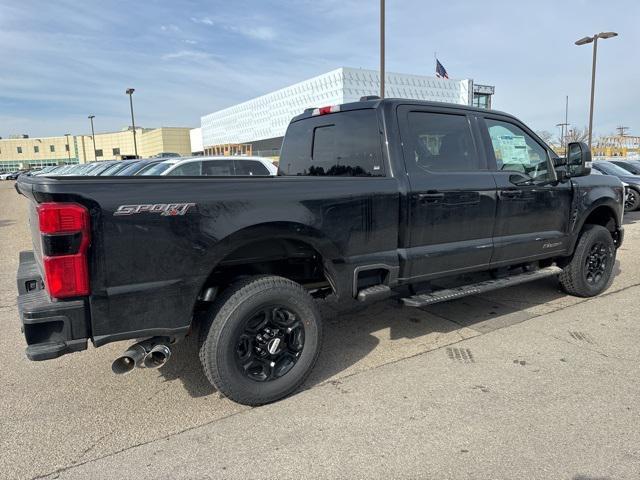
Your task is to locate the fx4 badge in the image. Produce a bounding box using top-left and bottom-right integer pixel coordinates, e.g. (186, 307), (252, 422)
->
(114, 203), (196, 216)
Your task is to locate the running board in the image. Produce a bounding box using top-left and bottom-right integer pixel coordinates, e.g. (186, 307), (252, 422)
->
(402, 266), (563, 308)
(357, 284), (392, 302)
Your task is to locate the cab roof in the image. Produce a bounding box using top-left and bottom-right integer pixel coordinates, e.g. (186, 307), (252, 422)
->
(290, 97), (513, 123)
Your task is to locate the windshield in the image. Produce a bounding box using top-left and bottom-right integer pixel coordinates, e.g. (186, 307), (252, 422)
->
(139, 162), (174, 175)
(595, 162), (634, 176)
(100, 163), (128, 175)
(116, 162), (147, 175)
(89, 163), (115, 175)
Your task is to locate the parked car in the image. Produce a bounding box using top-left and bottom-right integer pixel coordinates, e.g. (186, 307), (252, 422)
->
(139, 156), (277, 176)
(33, 166), (59, 176)
(116, 159), (166, 176)
(0, 171), (18, 180)
(98, 160), (140, 176)
(595, 170), (635, 210)
(592, 161), (640, 211)
(53, 164), (88, 175)
(609, 159), (640, 175)
(83, 161), (120, 176)
(15, 98), (624, 406)
(6, 170), (27, 180)
(150, 152), (181, 158)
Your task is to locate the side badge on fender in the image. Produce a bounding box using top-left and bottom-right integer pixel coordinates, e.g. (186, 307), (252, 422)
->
(114, 203), (196, 216)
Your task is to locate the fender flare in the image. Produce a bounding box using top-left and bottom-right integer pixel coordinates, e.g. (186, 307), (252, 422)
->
(199, 221), (343, 288)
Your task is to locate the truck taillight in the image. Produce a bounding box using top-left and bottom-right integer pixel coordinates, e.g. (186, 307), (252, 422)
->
(37, 203), (90, 298)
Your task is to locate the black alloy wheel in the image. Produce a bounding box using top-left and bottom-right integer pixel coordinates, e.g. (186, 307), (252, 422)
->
(584, 241), (611, 286)
(235, 306), (305, 382)
(624, 188), (640, 212)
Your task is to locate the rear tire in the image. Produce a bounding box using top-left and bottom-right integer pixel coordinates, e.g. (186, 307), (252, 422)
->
(559, 224), (615, 297)
(199, 275), (322, 406)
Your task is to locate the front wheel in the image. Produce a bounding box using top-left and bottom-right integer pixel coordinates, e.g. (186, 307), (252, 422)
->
(624, 187), (640, 212)
(199, 275), (322, 406)
(559, 224), (616, 297)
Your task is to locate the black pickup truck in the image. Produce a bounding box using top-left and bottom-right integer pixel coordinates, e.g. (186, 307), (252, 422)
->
(16, 98), (625, 405)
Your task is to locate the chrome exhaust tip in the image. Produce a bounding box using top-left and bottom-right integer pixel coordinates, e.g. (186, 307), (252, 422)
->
(143, 344), (171, 369)
(111, 344), (147, 375)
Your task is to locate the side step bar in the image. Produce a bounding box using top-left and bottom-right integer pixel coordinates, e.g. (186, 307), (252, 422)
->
(402, 266), (563, 308)
(357, 284), (392, 302)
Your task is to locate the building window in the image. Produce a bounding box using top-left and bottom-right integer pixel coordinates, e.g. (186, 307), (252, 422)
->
(17, 147), (23, 154)
(95, 149), (103, 157)
(473, 93), (491, 109)
(65, 144), (70, 152)
(50, 145), (55, 153)
(34, 145), (40, 153)
(112, 148), (120, 156)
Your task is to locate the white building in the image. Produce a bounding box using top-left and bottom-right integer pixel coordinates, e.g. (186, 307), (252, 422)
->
(189, 127), (203, 155)
(201, 67), (494, 155)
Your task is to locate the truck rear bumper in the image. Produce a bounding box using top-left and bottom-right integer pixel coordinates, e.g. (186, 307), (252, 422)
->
(17, 251), (90, 361)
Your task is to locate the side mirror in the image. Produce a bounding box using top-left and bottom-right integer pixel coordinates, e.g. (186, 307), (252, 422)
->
(552, 156), (567, 168)
(567, 142), (592, 177)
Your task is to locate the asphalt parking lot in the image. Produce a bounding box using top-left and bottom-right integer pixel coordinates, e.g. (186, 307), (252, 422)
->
(1, 180), (639, 480)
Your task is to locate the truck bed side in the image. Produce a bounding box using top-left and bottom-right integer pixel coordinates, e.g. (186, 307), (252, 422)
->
(17, 175), (400, 346)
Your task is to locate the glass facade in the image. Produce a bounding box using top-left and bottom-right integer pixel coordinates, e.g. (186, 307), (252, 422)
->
(0, 158), (78, 173)
(473, 93), (491, 109)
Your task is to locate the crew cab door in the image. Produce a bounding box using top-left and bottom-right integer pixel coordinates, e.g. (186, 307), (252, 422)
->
(479, 115), (573, 264)
(397, 106), (497, 279)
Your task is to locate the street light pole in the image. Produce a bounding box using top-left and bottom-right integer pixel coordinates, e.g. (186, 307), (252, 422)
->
(587, 35), (598, 149)
(380, 0), (385, 98)
(125, 88), (138, 157)
(575, 32), (618, 148)
(88, 115), (97, 161)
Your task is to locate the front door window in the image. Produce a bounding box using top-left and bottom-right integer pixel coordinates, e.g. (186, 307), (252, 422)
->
(486, 119), (551, 182)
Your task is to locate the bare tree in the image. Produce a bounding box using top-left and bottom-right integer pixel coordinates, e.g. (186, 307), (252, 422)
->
(564, 126), (589, 144)
(535, 130), (555, 144)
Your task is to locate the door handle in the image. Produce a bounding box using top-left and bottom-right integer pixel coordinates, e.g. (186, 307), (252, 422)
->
(500, 189), (522, 198)
(418, 192), (445, 203)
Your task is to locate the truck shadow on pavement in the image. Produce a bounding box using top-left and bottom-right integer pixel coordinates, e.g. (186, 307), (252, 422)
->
(157, 259), (621, 399)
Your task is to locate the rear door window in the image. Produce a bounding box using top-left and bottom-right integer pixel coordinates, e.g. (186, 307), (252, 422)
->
(279, 109), (384, 176)
(202, 160), (235, 176)
(401, 111), (484, 173)
(167, 161), (202, 176)
(234, 160), (270, 176)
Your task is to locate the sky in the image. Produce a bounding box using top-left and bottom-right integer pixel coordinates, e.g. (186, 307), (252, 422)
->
(1, 0), (638, 140)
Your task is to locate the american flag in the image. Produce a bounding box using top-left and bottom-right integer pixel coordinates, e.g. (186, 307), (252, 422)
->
(436, 59), (449, 79)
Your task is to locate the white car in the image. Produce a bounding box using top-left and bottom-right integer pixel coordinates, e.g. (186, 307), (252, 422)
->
(139, 156), (277, 176)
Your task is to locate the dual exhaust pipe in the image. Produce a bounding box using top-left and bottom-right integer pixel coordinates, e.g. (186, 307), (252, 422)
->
(112, 337), (172, 375)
